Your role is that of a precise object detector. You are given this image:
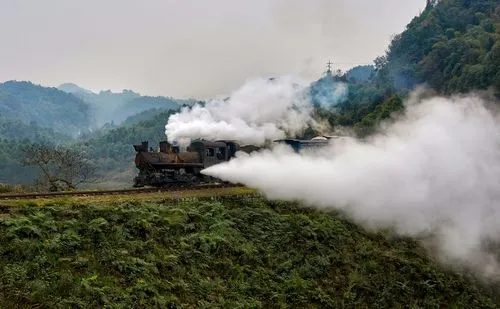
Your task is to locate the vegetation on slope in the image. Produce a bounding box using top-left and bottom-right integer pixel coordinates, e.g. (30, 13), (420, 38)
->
(380, 0), (500, 95)
(121, 107), (171, 126)
(312, 0), (500, 137)
(0, 81), (91, 136)
(62, 86), (193, 127)
(122, 96), (181, 117)
(0, 196), (496, 308)
(0, 117), (72, 144)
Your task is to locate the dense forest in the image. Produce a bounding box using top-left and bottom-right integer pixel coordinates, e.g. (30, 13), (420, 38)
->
(381, 0), (500, 95)
(0, 81), (91, 137)
(310, 0), (500, 136)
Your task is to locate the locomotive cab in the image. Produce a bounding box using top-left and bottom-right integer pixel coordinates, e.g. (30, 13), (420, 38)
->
(189, 140), (230, 168)
(217, 140), (240, 159)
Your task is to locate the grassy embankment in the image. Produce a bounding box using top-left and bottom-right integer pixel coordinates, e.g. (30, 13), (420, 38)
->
(0, 194), (497, 308)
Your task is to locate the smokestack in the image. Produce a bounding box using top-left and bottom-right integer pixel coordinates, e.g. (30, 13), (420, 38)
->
(159, 141), (170, 153)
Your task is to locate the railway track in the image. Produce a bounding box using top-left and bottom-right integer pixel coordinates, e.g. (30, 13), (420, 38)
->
(0, 183), (243, 200)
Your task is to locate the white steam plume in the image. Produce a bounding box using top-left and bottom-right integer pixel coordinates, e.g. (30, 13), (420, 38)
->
(202, 92), (500, 280)
(311, 76), (348, 108)
(164, 75), (319, 146)
(317, 81), (347, 107)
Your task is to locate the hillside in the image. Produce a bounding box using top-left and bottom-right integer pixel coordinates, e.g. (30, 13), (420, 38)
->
(66, 89), (141, 127)
(59, 85), (191, 127)
(0, 81), (91, 137)
(345, 65), (375, 84)
(0, 118), (72, 144)
(0, 80), (189, 185)
(377, 0), (500, 94)
(120, 95), (181, 119)
(0, 80), (186, 185)
(0, 196), (496, 308)
(313, 0), (500, 137)
(57, 83), (93, 94)
(121, 107), (171, 126)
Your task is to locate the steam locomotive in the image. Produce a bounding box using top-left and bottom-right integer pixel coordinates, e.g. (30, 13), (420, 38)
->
(133, 136), (337, 187)
(132, 139), (260, 187)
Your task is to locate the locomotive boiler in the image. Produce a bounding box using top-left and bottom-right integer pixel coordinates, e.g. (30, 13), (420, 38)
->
(132, 139), (257, 187)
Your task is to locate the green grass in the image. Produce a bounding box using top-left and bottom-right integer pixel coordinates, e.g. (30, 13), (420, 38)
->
(0, 186), (258, 208)
(0, 196), (497, 308)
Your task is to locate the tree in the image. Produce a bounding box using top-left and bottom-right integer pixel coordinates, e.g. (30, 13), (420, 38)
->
(22, 144), (96, 191)
(353, 95), (404, 137)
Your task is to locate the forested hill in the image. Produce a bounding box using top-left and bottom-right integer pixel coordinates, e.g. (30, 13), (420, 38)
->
(314, 0), (500, 137)
(120, 96), (181, 120)
(0, 81), (91, 137)
(58, 85), (193, 127)
(376, 0), (500, 95)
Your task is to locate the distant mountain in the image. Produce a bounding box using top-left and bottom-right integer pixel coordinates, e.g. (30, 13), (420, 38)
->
(58, 83), (195, 127)
(121, 96), (181, 118)
(72, 89), (141, 127)
(0, 81), (91, 137)
(57, 83), (93, 94)
(122, 107), (171, 126)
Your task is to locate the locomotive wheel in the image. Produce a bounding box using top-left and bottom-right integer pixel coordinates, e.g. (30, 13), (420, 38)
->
(133, 176), (145, 187)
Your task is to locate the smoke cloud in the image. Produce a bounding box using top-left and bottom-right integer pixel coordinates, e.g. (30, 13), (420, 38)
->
(202, 91), (500, 280)
(310, 77), (349, 108)
(164, 75), (321, 146)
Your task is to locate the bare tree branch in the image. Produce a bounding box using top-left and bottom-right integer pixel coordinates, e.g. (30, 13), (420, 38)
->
(22, 144), (97, 192)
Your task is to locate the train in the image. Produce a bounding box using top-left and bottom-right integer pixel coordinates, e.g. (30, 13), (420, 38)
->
(132, 139), (261, 187)
(132, 136), (338, 187)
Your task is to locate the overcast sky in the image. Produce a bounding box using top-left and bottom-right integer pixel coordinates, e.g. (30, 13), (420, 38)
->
(0, 0), (426, 99)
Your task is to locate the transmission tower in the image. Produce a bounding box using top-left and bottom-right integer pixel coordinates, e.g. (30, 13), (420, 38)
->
(325, 60), (333, 75)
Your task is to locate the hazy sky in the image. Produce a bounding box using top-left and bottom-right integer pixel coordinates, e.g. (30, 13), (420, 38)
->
(0, 0), (426, 99)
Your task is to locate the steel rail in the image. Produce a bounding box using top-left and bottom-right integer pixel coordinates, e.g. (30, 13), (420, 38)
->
(0, 183), (243, 200)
